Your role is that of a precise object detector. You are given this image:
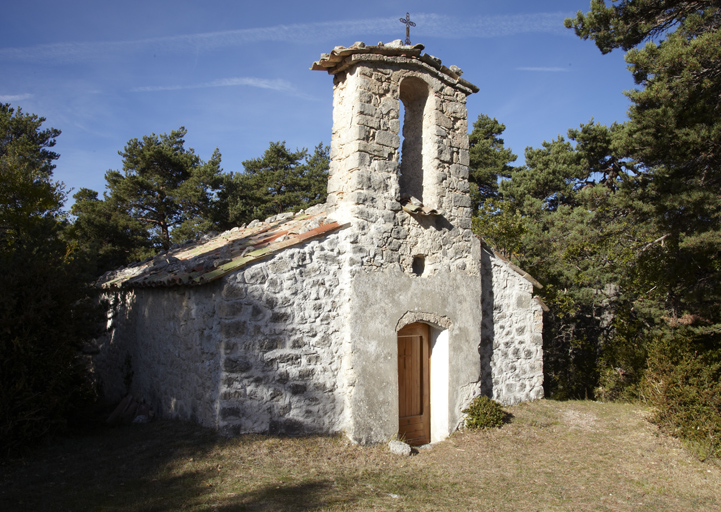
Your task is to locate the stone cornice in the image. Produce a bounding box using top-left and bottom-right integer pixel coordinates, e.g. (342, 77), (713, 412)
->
(311, 40), (479, 94)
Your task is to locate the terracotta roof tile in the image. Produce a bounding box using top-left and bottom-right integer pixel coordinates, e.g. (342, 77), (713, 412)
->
(98, 206), (346, 290)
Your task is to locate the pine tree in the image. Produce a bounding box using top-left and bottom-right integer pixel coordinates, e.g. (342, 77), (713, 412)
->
(105, 127), (223, 250)
(0, 104), (101, 455)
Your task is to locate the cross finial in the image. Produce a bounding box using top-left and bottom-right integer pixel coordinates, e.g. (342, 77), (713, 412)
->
(399, 12), (416, 45)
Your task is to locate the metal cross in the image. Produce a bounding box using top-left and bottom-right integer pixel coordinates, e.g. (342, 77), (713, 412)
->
(399, 12), (416, 45)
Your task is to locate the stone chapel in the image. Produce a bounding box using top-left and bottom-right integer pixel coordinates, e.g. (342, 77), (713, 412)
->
(94, 40), (545, 446)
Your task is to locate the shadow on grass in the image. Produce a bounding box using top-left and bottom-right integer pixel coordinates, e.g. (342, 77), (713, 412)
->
(502, 410), (515, 425)
(0, 421), (378, 512)
(1, 420), (224, 511)
(214, 480), (359, 511)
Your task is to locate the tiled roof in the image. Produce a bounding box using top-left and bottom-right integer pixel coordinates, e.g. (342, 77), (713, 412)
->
(98, 205), (345, 290)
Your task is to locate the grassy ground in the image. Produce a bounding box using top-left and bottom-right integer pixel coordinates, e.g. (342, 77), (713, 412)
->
(1, 400), (719, 511)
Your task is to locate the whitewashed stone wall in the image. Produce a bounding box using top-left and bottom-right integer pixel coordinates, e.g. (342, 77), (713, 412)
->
(95, 233), (350, 436)
(94, 286), (221, 426)
(216, 234), (348, 436)
(480, 245), (544, 405)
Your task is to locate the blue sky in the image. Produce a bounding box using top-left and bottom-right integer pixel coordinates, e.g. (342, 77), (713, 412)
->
(0, 0), (635, 204)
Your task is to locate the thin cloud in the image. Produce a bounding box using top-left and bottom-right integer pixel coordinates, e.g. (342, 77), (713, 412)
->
(132, 77), (295, 93)
(414, 12), (571, 39)
(517, 67), (569, 72)
(0, 12), (573, 63)
(0, 93), (33, 102)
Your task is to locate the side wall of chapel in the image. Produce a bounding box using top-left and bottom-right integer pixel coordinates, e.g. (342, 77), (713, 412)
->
(95, 232), (350, 435)
(480, 246), (545, 405)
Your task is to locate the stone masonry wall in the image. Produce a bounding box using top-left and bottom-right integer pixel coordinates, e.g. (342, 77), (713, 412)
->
(216, 233), (348, 436)
(480, 245), (544, 405)
(95, 231), (349, 436)
(95, 286), (221, 427)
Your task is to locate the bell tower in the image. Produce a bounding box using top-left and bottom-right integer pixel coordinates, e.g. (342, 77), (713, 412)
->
(312, 41), (484, 445)
(312, 40), (479, 231)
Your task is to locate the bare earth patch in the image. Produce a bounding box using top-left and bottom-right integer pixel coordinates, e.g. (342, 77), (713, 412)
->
(1, 400), (719, 511)
(561, 408), (600, 431)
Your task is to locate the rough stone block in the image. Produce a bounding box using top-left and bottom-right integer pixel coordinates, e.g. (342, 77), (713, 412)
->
(253, 338), (283, 351)
(436, 112), (452, 129)
(220, 319), (248, 338)
(357, 114), (381, 129)
(218, 301), (245, 319)
(220, 407), (241, 420)
(516, 294), (531, 309)
(269, 418), (304, 436)
(358, 90), (373, 104)
(223, 355), (253, 373)
(388, 440), (412, 456)
(458, 218), (472, 230)
(266, 350), (301, 365)
(244, 266), (267, 285)
(391, 227), (408, 239)
(355, 206), (380, 223)
(438, 146), (453, 163)
(267, 257), (291, 275)
(357, 141), (392, 159)
(458, 149), (470, 166)
(453, 194), (471, 208)
(372, 160), (398, 174)
(270, 310), (293, 324)
(265, 276), (283, 294)
(220, 390), (244, 400)
(289, 383), (307, 395)
(353, 190), (375, 205)
(452, 134), (470, 150)
(375, 130), (400, 148)
(356, 102), (378, 117)
(449, 164), (468, 179)
(379, 97), (398, 116)
(315, 251), (339, 265)
(342, 125), (370, 144)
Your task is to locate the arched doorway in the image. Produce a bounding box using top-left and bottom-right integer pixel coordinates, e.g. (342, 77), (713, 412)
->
(397, 322), (430, 445)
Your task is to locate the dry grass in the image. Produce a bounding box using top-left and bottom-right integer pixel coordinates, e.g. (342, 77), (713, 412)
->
(1, 400), (719, 511)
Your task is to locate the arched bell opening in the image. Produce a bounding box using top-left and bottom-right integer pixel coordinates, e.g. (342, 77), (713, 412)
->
(398, 77), (436, 209)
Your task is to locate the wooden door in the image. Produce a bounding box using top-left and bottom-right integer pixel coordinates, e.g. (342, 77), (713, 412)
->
(397, 323), (430, 445)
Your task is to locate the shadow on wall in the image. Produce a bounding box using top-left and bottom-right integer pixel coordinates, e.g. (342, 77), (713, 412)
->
(479, 245), (495, 398)
(95, 240), (345, 438)
(412, 213), (453, 232)
(215, 246), (344, 438)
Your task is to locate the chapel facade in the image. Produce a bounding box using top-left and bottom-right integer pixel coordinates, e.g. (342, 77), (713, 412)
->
(93, 41), (544, 445)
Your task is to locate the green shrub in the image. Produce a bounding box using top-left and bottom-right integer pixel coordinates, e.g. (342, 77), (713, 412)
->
(463, 396), (505, 430)
(642, 331), (721, 461)
(595, 365), (641, 402)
